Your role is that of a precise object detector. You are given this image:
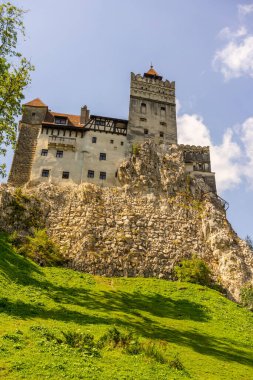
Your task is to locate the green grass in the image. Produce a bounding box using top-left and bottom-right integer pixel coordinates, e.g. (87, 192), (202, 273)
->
(0, 233), (253, 379)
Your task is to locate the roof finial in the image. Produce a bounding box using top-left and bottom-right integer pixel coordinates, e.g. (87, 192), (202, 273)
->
(150, 62), (153, 68)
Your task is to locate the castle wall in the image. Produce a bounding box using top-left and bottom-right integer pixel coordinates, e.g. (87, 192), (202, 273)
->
(30, 127), (127, 186)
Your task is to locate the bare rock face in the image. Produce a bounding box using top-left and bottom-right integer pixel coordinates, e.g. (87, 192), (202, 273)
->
(1, 141), (252, 301)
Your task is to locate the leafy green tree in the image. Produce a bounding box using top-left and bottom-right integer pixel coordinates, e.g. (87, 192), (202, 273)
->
(174, 256), (212, 286)
(0, 2), (34, 177)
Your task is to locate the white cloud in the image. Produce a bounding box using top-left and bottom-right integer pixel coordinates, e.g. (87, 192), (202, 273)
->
(241, 117), (253, 185)
(218, 26), (247, 40)
(213, 34), (253, 80)
(238, 3), (253, 16)
(211, 129), (242, 191)
(177, 114), (211, 146)
(177, 112), (242, 192)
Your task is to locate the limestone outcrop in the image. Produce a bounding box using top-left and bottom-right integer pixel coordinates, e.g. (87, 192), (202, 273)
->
(1, 141), (252, 301)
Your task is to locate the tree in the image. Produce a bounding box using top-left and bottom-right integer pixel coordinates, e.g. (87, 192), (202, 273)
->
(174, 256), (212, 286)
(0, 2), (34, 177)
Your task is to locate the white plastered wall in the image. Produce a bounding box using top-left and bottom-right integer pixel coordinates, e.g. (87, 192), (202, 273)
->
(30, 127), (127, 186)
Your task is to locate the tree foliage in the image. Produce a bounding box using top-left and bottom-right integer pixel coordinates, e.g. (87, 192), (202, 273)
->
(0, 2), (34, 177)
(174, 256), (212, 286)
(240, 284), (253, 311)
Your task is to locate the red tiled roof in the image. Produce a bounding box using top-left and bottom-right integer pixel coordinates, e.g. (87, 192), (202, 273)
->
(43, 111), (82, 127)
(145, 66), (159, 76)
(24, 98), (48, 107)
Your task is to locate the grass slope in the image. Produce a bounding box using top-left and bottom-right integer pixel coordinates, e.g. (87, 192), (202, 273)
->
(0, 234), (253, 380)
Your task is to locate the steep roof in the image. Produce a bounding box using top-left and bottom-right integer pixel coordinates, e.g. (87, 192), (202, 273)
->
(144, 65), (163, 80)
(146, 66), (159, 76)
(24, 98), (48, 107)
(43, 111), (82, 127)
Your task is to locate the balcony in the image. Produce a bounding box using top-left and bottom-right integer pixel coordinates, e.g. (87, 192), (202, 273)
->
(48, 136), (76, 150)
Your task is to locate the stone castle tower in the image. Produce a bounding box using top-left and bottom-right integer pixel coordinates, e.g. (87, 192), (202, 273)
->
(8, 66), (216, 192)
(128, 66), (177, 145)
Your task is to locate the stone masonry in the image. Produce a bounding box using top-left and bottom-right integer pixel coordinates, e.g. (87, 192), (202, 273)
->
(1, 141), (252, 301)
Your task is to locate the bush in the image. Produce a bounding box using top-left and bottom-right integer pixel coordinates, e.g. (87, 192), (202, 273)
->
(97, 327), (133, 349)
(174, 256), (211, 286)
(169, 354), (184, 370)
(62, 331), (100, 357)
(142, 342), (167, 364)
(240, 284), (253, 311)
(132, 143), (140, 156)
(17, 229), (64, 267)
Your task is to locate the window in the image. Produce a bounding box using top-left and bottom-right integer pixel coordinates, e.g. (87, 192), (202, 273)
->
(32, 112), (36, 119)
(56, 150), (63, 158)
(140, 117), (146, 122)
(100, 171), (106, 180)
(41, 169), (49, 177)
(95, 119), (105, 126)
(110, 139), (114, 144)
(87, 170), (94, 178)
(54, 117), (67, 125)
(121, 141), (124, 146)
(92, 136), (97, 143)
(62, 171), (69, 179)
(160, 107), (166, 117)
(160, 132), (164, 138)
(141, 103), (146, 114)
(41, 149), (48, 156)
(144, 129), (149, 135)
(99, 153), (106, 160)
(160, 121), (167, 126)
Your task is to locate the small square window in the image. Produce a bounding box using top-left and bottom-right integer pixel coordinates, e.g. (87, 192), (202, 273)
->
(99, 153), (106, 160)
(144, 129), (149, 135)
(55, 117), (67, 125)
(92, 136), (97, 143)
(56, 150), (63, 158)
(62, 171), (69, 179)
(110, 140), (114, 144)
(42, 169), (49, 177)
(160, 132), (164, 138)
(160, 121), (167, 126)
(100, 171), (106, 180)
(121, 141), (124, 146)
(41, 149), (48, 156)
(87, 170), (94, 178)
(32, 112), (36, 118)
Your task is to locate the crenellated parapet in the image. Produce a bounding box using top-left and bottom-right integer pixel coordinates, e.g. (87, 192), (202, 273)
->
(130, 72), (176, 104)
(178, 144), (216, 193)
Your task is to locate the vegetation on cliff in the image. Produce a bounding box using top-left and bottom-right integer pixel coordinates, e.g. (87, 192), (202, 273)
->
(0, 233), (253, 379)
(0, 3), (34, 177)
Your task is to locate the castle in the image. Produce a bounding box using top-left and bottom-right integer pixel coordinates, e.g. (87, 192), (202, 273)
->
(8, 66), (216, 192)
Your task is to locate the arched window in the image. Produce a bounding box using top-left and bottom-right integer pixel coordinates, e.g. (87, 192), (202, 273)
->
(141, 103), (146, 114)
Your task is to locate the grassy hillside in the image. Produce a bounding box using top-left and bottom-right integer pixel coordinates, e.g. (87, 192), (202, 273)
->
(0, 233), (253, 380)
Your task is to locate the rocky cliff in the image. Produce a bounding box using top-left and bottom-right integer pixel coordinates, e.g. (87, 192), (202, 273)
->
(1, 141), (252, 300)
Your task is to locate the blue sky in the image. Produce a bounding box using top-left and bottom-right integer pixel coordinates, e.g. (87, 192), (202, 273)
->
(2, 0), (253, 239)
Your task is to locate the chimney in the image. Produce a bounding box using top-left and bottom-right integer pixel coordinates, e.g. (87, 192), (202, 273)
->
(80, 105), (90, 124)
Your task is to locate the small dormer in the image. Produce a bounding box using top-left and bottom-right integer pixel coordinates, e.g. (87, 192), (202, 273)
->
(54, 116), (68, 125)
